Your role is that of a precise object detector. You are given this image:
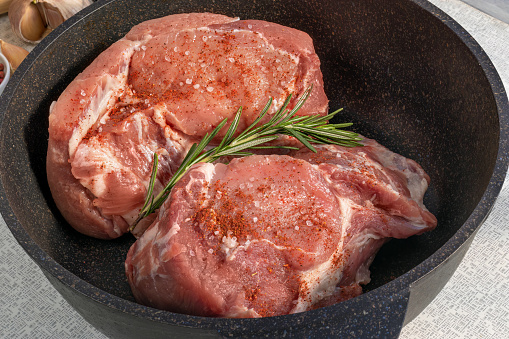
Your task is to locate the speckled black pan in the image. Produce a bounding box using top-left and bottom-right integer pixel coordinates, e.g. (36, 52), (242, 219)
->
(1, 0), (508, 337)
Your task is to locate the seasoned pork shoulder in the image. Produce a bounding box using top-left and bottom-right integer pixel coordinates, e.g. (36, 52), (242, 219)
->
(125, 138), (437, 317)
(47, 13), (328, 239)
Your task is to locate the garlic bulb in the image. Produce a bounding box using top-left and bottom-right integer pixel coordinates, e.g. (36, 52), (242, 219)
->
(35, 0), (93, 29)
(8, 0), (92, 43)
(0, 39), (29, 71)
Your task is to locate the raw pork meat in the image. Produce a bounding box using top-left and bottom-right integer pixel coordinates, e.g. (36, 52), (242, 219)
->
(127, 16), (329, 138)
(46, 13), (328, 239)
(125, 138), (437, 317)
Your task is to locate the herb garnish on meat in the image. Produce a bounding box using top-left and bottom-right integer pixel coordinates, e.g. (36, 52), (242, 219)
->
(129, 86), (362, 230)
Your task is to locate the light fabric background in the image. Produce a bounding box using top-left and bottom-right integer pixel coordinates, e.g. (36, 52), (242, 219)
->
(463, 0), (509, 24)
(1, 0), (508, 337)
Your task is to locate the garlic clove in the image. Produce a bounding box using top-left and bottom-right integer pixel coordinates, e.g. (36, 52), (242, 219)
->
(36, 2), (64, 28)
(9, 0), (47, 43)
(35, 0), (93, 29)
(0, 39), (30, 71)
(20, 2), (47, 41)
(0, 0), (13, 15)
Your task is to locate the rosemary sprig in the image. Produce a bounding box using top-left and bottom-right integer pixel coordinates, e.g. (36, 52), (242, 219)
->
(129, 86), (362, 231)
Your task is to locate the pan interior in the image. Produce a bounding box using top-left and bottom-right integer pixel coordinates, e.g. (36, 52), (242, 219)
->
(0, 0), (499, 302)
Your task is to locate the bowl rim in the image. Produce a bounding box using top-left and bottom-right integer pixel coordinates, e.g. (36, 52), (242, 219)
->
(1, 0), (508, 332)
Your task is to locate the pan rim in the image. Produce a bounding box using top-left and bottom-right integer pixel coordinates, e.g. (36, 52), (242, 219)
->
(0, 0), (508, 331)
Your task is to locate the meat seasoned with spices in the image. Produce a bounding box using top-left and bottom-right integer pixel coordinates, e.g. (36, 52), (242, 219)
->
(46, 13), (328, 239)
(125, 138), (437, 317)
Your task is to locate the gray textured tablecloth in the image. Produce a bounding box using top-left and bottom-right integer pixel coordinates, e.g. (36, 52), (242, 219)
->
(1, 0), (508, 337)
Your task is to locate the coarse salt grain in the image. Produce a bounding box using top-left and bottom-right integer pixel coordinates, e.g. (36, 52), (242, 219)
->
(248, 24), (253, 29)
(208, 248), (214, 254)
(185, 51), (190, 55)
(186, 78), (192, 84)
(164, 55), (171, 62)
(202, 36), (208, 42)
(253, 217), (258, 223)
(229, 57), (235, 63)
(80, 90), (86, 96)
(306, 220), (313, 226)
(179, 82), (184, 86)
(207, 86), (214, 92)
(193, 84), (200, 89)
(295, 226), (300, 231)
(141, 45), (147, 50)
(189, 250), (195, 256)
(174, 46), (178, 52)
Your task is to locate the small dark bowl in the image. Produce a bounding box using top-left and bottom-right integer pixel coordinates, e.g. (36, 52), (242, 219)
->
(1, 0), (508, 337)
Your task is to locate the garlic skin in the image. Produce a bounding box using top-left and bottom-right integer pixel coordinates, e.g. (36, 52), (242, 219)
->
(0, 39), (29, 71)
(35, 0), (93, 29)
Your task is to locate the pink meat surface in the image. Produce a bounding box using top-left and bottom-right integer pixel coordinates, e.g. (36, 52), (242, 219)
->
(46, 13), (328, 239)
(125, 139), (437, 318)
(127, 17), (328, 138)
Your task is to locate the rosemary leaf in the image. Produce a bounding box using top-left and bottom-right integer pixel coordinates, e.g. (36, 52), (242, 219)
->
(141, 153), (159, 212)
(285, 128), (316, 152)
(218, 108), (242, 149)
(214, 135), (280, 157)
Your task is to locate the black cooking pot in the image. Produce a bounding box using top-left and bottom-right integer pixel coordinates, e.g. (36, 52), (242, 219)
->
(1, 0), (508, 337)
